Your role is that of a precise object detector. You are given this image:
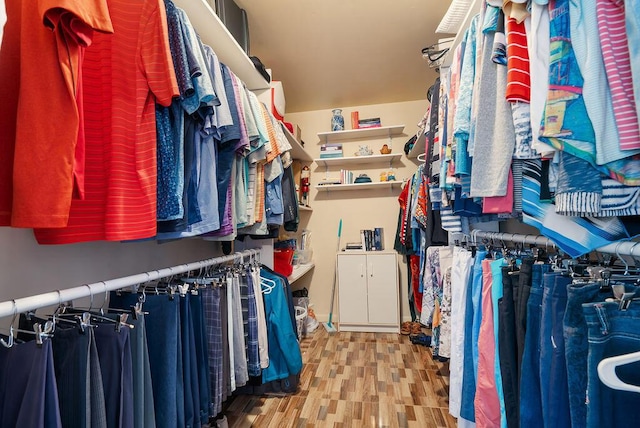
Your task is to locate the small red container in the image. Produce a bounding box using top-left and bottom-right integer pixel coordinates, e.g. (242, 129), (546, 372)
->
(273, 249), (295, 277)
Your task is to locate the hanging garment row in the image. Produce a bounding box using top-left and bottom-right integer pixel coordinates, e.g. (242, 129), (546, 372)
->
(0, 252), (303, 428)
(416, 233), (640, 428)
(0, 0), (299, 244)
(413, 1), (640, 258)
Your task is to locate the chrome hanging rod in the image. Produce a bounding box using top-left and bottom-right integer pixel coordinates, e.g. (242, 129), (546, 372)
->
(0, 249), (260, 319)
(456, 231), (640, 258)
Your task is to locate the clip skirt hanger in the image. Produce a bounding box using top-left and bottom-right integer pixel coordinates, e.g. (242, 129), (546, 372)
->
(598, 351), (640, 393)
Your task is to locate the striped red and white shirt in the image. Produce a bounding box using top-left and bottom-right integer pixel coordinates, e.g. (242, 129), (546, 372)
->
(35, 0), (178, 244)
(596, 0), (640, 151)
(506, 17), (530, 103)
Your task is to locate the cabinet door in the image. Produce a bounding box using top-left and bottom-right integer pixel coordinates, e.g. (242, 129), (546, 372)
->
(337, 254), (369, 325)
(366, 253), (399, 325)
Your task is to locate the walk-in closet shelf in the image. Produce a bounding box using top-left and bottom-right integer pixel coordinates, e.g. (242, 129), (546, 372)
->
(288, 263), (315, 284)
(317, 125), (405, 143)
(173, 0), (269, 91)
(283, 123), (313, 162)
(314, 153), (402, 168)
(315, 181), (402, 192)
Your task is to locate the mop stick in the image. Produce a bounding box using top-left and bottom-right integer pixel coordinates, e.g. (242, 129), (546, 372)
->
(322, 219), (342, 333)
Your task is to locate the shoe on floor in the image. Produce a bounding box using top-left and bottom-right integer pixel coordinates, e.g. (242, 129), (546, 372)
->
(410, 332), (432, 347)
(400, 321), (411, 335)
(410, 321), (422, 335)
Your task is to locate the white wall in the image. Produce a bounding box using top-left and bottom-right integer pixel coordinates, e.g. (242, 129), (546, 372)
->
(286, 100), (428, 323)
(0, 229), (223, 303)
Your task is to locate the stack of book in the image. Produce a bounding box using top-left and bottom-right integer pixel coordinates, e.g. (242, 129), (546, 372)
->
(344, 242), (363, 251)
(319, 143), (343, 159)
(358, 117), (381, 129)
(340, 169), (354, 184)
(360, 227), (384, 251)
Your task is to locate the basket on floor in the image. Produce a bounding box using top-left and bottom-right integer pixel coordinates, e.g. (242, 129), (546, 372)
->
(295, 305), (307, 339)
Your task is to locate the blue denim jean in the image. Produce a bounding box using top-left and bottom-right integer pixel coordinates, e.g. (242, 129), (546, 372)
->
(539, 273), (572, 428)
(519, 263), (550, 428)
(583, 302), (640, 428)
(460, 250), (486, 422)
(564, 281), (615, 428)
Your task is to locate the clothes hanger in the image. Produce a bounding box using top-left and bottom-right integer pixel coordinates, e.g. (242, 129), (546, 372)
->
(260, 276), (276, 294)
(0, 301), (54, 347)
(598, 351), (640, 393)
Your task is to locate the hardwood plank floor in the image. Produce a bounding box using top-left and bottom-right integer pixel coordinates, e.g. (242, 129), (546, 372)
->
(225, 327), (457, 428)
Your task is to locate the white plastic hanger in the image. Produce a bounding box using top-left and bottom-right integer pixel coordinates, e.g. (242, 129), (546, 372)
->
(260, 276), (276, 294)
(597, 351), (640, 393)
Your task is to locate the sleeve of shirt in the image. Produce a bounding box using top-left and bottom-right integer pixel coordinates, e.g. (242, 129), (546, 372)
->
(40, 0), (114, 46)
(141, 0), (179, 107)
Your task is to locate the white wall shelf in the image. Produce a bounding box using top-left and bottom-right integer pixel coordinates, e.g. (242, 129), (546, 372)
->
(317, 125), (405, 143)
(314, 153), (402, 168)
(288, 263), (315, 284)
(441, 0), (482, 68)
(299, 205), (313, 212)
(407, 132), (426, 160)
(282, 123), (313, 161)
(173, 0), (270, 91)
(315, 181), (402, 192)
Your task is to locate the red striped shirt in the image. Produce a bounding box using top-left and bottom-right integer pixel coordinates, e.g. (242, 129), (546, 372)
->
(35, 0), (178, 244)
(505, 17), (530, 103)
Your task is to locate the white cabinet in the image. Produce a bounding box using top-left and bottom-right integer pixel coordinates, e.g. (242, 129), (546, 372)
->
(337, 252), (399, 333)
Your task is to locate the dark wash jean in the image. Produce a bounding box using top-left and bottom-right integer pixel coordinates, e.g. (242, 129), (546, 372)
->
(564, 281), (616, 428)
(499, 266), (519, 428)
(539, 273), (571, 428)
(583, 301), (640, 428)
(519, 263), (550, 428)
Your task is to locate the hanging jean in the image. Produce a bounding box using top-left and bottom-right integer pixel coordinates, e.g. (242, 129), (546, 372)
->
(539, 273), (572, 428)
(201, 286), (224, 416)
(179, 294), (201, 428)
(127, 315), (156, 428)
(448, 247), (474, 419)
(583, 302), (640, 428)
(45, 322), (107, 428)
(474, 259), (501, 428)
(92, 319), (134, 428)
(459, 249), (487, 422)
(564, 282), (621, 428)
(110, 292), (182, 428)
(499, 265), (520, 428)
(0, 339), (62, 428)
(189, 293), (211, 424)
(519, 263), (550, 428)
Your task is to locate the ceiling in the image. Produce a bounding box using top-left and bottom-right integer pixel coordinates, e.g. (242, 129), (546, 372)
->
(234, 0), (454, 113)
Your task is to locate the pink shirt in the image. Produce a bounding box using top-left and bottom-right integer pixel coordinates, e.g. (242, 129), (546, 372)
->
(597, 0), (640, 151)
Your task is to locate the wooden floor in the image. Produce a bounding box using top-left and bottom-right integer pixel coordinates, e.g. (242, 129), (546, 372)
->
(225, 326), (457, 428)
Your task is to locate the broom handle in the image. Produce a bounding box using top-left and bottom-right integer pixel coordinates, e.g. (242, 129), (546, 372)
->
(328, 219), (342, 324)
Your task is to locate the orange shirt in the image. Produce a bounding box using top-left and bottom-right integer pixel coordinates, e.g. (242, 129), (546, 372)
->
(0, 0), (112, 228)
(35, 0), (178, 244)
